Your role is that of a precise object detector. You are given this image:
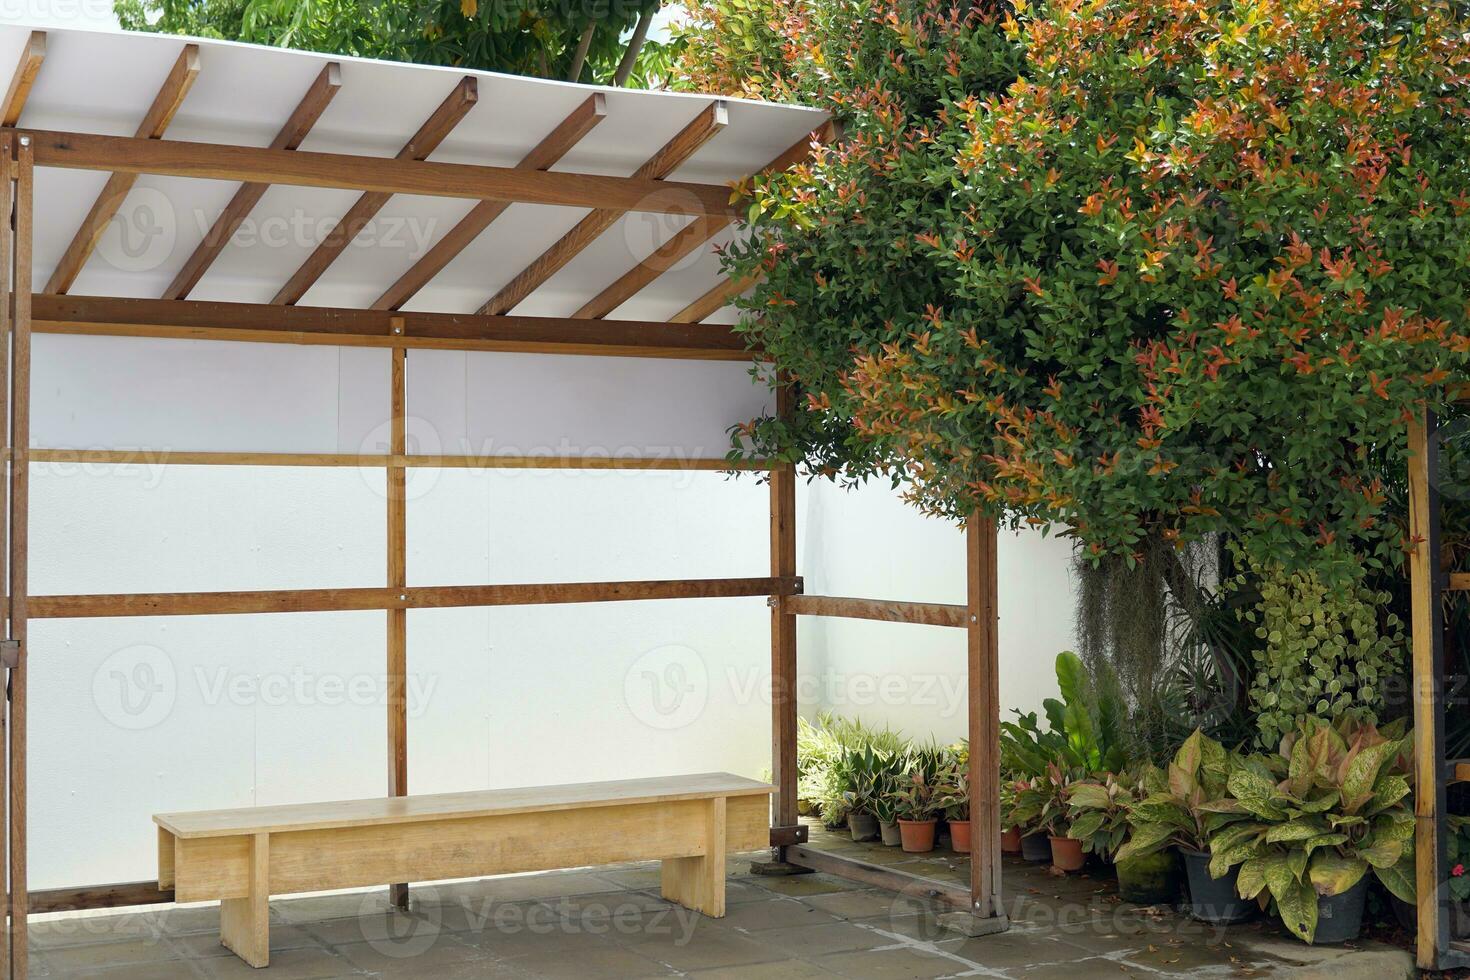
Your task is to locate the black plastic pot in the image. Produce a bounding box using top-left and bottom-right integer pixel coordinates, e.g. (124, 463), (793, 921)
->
(847, 811), (880, 842)
(1116, 850), (1181, 905)
(1310, 878), (1369, 944)
(1181, 848), (1255, 924)
(1021, 832), (1051, 862)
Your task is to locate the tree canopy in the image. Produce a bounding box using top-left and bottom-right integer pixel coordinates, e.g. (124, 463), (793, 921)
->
(115, 0), (671, 85)
(677, 0), (1470, 578)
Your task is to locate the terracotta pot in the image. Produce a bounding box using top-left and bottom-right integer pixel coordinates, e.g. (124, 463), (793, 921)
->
(897, 818), (937, 853)
(879, 820), (903, 846)
(1001, 827), (1023, 854)
(1049, 835), (1086, 872)
(949, 819), (971, 853)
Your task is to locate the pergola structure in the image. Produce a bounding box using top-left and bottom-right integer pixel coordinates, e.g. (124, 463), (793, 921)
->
(0, 24), (1005, 978)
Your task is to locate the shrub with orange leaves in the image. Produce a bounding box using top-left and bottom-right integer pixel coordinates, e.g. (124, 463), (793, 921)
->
(684, 0), (1470, 577)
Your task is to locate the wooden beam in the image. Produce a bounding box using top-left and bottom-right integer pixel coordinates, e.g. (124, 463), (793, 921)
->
(31, 293), (755, 360)
(163, 63), (342, 301)
(387, 339), (408, 910)
(574, 123), (834, 321)
(0, 133), (11, 980)
(671, 274), (755, 325)
(23, 128), (739, 218)
(784, 594), (966, 629)
(29, 449), (766, 471)
(273, 77), (477, 306)
(9, 134), (31, 980)
(770, 383), (798, 838)
(372, 94), (607, 312)
(967, 512), (1002, 920)
(1409, 410), (1449, 970)
(784, 845), (971, 910)
(29, 577), (800, 619)
(480, 102), (729, 316)
(28, 881), (174, 915)
(44, 46), (200, 295)
(1, 32), (45, 128)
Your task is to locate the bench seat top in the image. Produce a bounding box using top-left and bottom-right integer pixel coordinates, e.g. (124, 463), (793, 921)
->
(155, 772), (773, 839)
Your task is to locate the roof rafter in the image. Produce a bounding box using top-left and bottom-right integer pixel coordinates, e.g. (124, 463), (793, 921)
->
(45, 43), (200, 295)
(22, 129), (741, 216)
(371, 92), (607, 312)
(670, 274), (756, 325)
(163, 62), (342, 300)
(272, 75), (478, 306)
(1, 31), (45, 127)
(478, 100), (729, 317)
(573, 123), (834, 320)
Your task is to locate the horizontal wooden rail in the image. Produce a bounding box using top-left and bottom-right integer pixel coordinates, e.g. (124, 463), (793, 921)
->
(31, 450), (766, 472)
(20, 129), (737, 217)
(28, 881), (173, 915)
(1448, 573), (1470, 591)
(783, 845), (971, 910)
(1451, 759), (1470, 784)
(784, 594), (968, 628)
(31, 294), (753, 360)
(31, 577), (801, 619)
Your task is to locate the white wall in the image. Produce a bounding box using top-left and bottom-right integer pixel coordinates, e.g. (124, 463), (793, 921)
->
(26, 336), (1069, 890)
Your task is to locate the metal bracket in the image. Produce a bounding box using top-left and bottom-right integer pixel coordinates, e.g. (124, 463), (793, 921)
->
(0, 639), (19, 669)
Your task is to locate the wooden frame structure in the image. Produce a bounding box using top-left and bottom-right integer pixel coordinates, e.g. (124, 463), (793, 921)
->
(0, 29), (1006, 978)
(1407, 408), (1470, 971)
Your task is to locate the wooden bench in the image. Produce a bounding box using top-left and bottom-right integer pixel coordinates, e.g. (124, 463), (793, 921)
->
(154, 772), (773, 968)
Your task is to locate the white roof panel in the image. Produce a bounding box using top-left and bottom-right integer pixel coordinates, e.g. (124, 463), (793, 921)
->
(0, 23), (826, 319)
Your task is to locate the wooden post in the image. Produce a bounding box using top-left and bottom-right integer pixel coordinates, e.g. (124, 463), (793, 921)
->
(770, 384), (798, 843)
(966, 513), (1001, 919)
(1409, 410), (1447, 970)
(387, 331), (408, 910)
(9, 133), (31, 980)
(0, 133), (11, 980)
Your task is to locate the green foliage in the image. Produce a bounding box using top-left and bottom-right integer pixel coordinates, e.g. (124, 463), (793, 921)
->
(1066, 771), (1144, 859)
(1235, 555), (1405, 748)
(114, 0), (670, 85)
(796, 713), (909, 826)
(677, 0), (1470, 582)
(1001, 652), (1129, 776)
(1207, 717), (1415, 943)
(1115, 730), (1248, 861)
(1448, 816), (1470, 903)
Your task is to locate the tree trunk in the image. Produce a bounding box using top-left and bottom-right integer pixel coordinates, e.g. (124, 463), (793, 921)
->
(614, 6), (656, 86)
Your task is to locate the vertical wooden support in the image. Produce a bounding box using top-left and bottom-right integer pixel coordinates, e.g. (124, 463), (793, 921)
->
(0, 133), (12, 980)
(387, 329), (408, 910)
(769, 384), (798, 843)
(966, 513), (1001, 919)
(660, 797), (727, 916)
(8, 134), (31, 980)
(1408, 410), (1447, 970)
(218, 833), (269, 968)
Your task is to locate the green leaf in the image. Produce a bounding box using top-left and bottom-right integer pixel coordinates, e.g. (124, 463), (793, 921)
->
(1374, 855), (1416, 904)
(1228, 767), (1287, 821)
(1308, 852), (1367, 897)
(1236, 856), (1269, 901)
(1276, 877), (1319, 943)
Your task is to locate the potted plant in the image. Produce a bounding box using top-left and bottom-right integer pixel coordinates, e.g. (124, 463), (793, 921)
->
(1115, 730), (1253, 923)
(893, 767), (940, 853)
(999, 779), (1024, 854)
(937, 760), (971, 853)
(836, 746), (886, 842)
(1037, 764), (1086, 872)
(1207, 717), (1415, 944)
(1070, 771), (1179, 904)
(1008, 777), (1054, 861)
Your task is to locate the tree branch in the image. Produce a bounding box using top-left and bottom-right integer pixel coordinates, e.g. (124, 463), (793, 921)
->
(566, 21), (596, 82)
(613, 5), (657, 86)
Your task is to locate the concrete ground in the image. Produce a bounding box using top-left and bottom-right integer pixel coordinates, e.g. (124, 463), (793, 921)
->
(29, 822), (1416, 979)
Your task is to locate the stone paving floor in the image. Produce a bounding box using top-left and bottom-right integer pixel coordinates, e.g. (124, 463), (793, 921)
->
(28, 821), (1416, 978)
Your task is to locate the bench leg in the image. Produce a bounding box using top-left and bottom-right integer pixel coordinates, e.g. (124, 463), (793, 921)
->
(220, 833), (270, 968)
(661, 797), (727, 917)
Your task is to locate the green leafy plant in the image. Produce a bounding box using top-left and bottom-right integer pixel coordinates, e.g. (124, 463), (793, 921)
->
(892, 766), (941, 822)
(1207, 718), (1415, 943)
(935, 756), (970, 822)
(1450, 817), (1470, 904)
(1067, 772), (1144, 860)
(1115, 730), (1246, 862)
(1235, 556), (1405, 748)
(1001, 652), (1129, 777)
(797, 714), (910, 825)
